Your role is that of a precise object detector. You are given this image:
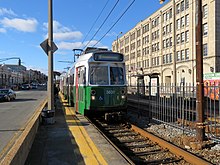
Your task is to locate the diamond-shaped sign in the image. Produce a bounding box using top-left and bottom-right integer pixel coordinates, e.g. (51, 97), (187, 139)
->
(40, 39), (58, 55)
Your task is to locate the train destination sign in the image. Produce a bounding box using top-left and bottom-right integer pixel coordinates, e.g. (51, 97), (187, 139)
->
(93, 53), (123, 62)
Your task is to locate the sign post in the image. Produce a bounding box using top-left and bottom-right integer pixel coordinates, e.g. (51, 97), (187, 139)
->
(40, 0), (58, 124)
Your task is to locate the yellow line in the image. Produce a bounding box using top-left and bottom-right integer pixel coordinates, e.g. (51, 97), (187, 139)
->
(60, 95), (107, 165)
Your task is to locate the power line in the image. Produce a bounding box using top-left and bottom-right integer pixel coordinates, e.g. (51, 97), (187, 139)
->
(82, 0), (110, 44)
(83, 0), (120, 50)
(92, 0), (135, 47)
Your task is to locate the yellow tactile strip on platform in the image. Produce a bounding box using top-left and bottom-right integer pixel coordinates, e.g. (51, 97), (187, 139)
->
(60, 95), (107, 165)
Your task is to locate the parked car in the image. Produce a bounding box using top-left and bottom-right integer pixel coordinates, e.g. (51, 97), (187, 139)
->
(0, 89), (16, 101)
(21, 84), (30, 90)
(30, 84), (38, 89)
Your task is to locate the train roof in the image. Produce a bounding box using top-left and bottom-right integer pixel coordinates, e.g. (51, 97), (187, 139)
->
(76, 51), (124, 64)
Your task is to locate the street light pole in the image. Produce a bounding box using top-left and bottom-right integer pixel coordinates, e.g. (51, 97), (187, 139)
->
(48, 0), (54, 111)
(116, 32), (122, 52)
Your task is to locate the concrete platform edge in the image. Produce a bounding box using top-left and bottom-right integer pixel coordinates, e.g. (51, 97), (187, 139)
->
(0, 99), (47, 165)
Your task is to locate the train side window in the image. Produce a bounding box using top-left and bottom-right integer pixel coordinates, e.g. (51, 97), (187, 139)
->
(90, 66), (108, 85)
(78, 67), (86, 85)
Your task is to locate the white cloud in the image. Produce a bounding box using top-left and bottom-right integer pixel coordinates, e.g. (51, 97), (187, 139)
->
(0, 8), (16, 16)
(0, 28), (6, 33)
(57, 41), (83, 50)
(43, 20), (70, 33)
(0, 17), (38, 32)
(56, 40), (108, 51)
(43, 20), (83, 41)
(54, 31), (82, 41)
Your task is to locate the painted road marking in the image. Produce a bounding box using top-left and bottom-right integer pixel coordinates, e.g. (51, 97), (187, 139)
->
(60, 95), (107, 165)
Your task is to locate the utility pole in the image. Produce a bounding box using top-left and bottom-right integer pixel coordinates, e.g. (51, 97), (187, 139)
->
(48, 0), (54, 111)
(195, 0), (205, 142)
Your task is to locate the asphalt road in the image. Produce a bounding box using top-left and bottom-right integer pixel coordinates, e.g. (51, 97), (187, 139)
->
(0, 89), (47, 156)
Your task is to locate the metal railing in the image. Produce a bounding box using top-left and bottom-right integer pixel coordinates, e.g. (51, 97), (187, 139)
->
(128, 83), (220, 142)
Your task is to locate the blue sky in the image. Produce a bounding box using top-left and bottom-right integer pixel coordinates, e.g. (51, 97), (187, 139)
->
(0, 0), (167, 74)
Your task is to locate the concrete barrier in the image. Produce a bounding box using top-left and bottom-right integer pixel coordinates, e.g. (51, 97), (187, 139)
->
(0, 99), (47, 165)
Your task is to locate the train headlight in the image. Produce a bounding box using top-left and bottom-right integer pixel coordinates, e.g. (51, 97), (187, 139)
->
(91, 96), (96, 100)
(121, 95), (126, 99)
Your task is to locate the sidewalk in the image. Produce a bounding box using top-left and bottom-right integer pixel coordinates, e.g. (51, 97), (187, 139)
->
(25, 98), (85, 165)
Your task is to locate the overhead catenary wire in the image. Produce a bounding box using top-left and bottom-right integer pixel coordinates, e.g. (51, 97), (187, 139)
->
(83, 0), (120, 50)
(82, 0), (110, 44)
(92, 0), (135, 47)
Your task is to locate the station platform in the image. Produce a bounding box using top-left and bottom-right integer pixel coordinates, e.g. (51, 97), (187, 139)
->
(25, 94), (129, 165)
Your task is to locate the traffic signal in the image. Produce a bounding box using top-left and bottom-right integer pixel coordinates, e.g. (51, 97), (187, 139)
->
(160, 0), (165, 4)
(18, 59), (21, 65)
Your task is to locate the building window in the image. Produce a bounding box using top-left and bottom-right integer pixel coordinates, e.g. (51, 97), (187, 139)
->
(166, 38), (170, 47)
(157, 57), (160, 65)
(169, 53), (172, 62)
(203, 4), (208, 18)
(203, 43), (208, 56)
(163, 13), (166, 22)
(181, 32), (185, 43)
(152, 58), (155, 66)
(131, 43), (135, 50)
(177, 51), (180, 61)
(181, 16), (185, 27)
(176, 34), (180, 44)
(142, 24), (149, 33)
(203, 23), (208, 36)
(137, 50), (141, 57)
(137, 39), (141, 47)
(181, 1), (184, 12)
(163, 55), (166, 64)
(169, 8), (172, 18)
(177, 19), (180, 29)
(185, 0), (189, 9)
(130, 33), (135, 41)
(166, 11), (170, 20)
(125, 37), (129, 44)
(130, 52), (135, 59)
(163, 40), (166, 48)
(185, 14), (189, 26)
(181, 50), (185, 60)
(185, 30), (189, 42)
(167, 24), (170, 33)
(170, 37), (172, 46)
(170, 23), (172, 32)
(125, 46), (129, 53)
(137, 29), (141, 37)
(176, 3), (180, 14)
(185, 48), (189, 59)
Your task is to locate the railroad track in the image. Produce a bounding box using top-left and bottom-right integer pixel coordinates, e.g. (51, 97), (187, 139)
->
(88, 116), (211, 165)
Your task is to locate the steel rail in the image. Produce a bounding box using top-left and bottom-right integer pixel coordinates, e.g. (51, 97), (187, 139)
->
(85, 117), (135, 165)
(131, 124), (212, 165)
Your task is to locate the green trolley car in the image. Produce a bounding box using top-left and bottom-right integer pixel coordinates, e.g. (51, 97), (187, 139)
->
(66, 48), (127, 118)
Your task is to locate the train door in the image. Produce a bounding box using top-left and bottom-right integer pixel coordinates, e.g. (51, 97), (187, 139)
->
(76, 66), (86, 115)
(75, 68), (79, 113)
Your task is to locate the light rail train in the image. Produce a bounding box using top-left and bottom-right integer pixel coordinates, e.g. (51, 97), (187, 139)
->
(60, 47), (127, 119)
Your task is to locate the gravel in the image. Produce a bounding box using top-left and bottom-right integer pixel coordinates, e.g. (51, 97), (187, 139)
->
(127, 112), (220, 165)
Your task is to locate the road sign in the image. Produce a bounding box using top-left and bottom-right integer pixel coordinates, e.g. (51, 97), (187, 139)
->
(40, 39), (58, 55)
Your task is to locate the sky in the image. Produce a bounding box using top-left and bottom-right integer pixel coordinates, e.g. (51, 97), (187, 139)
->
(0, 0), (167, 75)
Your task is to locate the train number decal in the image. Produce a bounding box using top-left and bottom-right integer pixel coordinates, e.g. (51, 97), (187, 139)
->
(106, 90), (115, 95)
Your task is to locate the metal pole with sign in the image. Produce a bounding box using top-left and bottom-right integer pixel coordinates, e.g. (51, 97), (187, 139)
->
(40, 0), (58, 124)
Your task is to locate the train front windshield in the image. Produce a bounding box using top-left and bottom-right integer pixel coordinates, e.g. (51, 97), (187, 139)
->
(90, 65), (125, 85)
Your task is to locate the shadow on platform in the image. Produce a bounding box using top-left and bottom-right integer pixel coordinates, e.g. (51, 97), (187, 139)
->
(25, 97), (85, 165)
